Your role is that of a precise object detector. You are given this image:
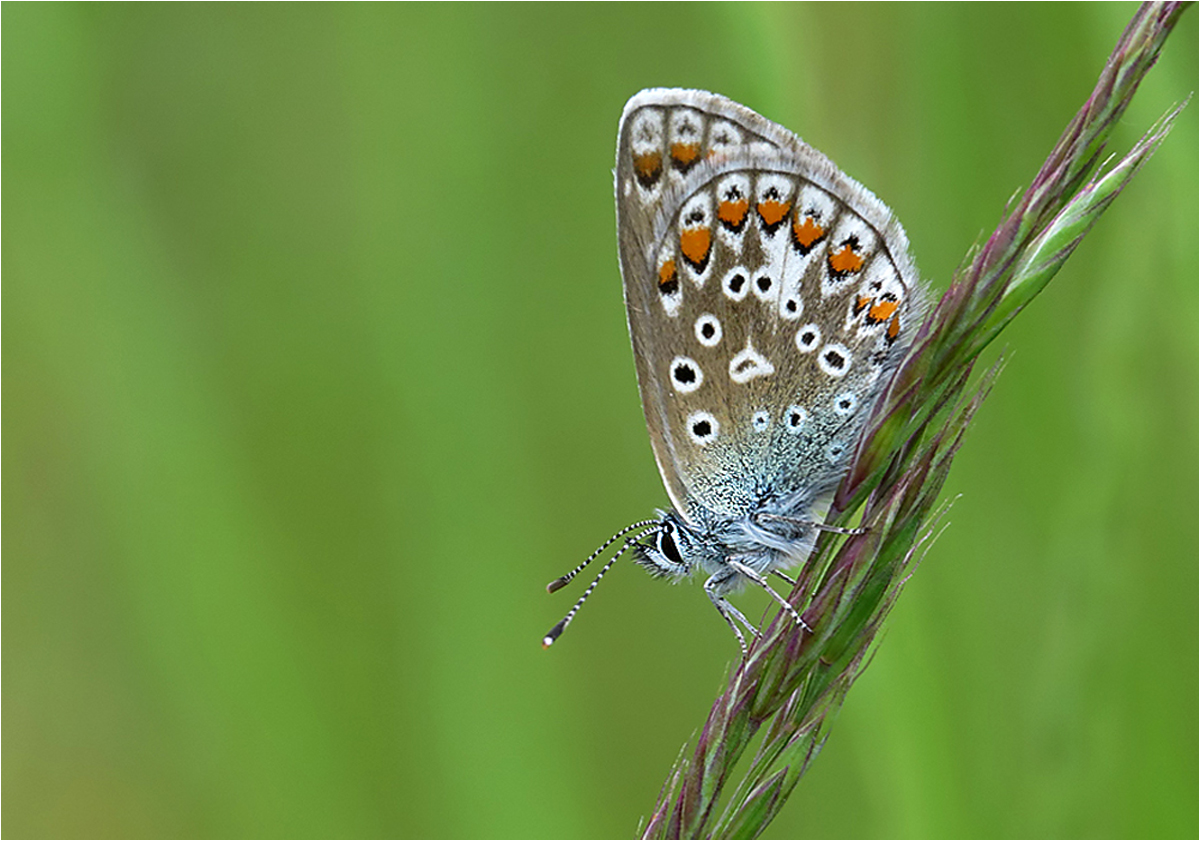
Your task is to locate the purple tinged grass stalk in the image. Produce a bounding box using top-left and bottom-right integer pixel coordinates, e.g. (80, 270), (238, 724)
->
(640, 4), (1190, 838)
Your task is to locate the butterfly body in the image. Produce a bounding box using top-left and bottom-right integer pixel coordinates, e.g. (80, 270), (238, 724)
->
(544, 89), (924, 651)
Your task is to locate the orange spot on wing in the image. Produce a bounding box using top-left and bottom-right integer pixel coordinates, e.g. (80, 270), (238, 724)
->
(633, 151), (662, 185)
(887, 314), (901, 340)
(671, 143), (700, 167)
(718, 199), (749, 229)
(868, 299), (899, 323)
(828, 244), (865, 275)
(680, 228), (712, 269)
(658, 259), (677, 288)
(792, 216), (825, 249)
(854, 295), (871, 315)
(757, 200), (792, 228)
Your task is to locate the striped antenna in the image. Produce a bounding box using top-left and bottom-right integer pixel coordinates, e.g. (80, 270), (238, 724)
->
(542, 526), (658, 649)
(545, 519), (659, 594)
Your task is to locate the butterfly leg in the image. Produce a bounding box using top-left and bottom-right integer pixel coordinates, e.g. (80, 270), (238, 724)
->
(704, 573), (759, 656)
(722, 600), (759, 639)
(728, 559), (813, 633)
(754, 512), (866, 536)
(771, 570), (797, 587)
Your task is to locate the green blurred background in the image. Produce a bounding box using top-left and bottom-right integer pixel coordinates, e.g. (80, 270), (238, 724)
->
(5, 3), (1196, 838)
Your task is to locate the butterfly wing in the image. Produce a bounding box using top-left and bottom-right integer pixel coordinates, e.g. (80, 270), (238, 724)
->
(615, 89), (922, 524)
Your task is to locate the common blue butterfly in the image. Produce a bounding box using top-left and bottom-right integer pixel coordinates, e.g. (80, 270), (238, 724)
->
(544, 89), (924, 654)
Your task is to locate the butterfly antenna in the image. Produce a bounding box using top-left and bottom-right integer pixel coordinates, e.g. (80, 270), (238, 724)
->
(546, 519), (659, 593)
(542, 526), (658, 649)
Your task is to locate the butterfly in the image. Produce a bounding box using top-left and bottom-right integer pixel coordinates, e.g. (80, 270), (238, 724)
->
(544, 89), (924, 654)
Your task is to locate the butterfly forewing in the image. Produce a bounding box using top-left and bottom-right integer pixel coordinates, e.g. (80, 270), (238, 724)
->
(616, 89), (921, 524)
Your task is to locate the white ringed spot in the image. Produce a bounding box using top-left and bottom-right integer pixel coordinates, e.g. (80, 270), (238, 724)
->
(669, 356), (704, 393)
(784, 405), (808, 433)
(780, 292), (804, 320)
(722, 266), (751, 302)
(833, 391), (859, 416)
(795, 323), (822, 353)
(825, 442), (848, 463)
(729, 338), (775, 384)
(694, 314), (722, 347)
(818, 343), (852, 378)
(751, 268), (778, 303)
(751, 410), (771, 432)
(686, 410), (719, 446)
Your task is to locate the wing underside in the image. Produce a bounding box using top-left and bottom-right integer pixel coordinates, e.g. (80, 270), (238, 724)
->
(615, 90), (921, 522)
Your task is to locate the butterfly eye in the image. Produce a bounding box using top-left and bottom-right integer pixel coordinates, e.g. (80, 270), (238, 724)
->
(657, 525), (684, 565)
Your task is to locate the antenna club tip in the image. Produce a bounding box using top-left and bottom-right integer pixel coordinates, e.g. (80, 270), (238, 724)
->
(542, 620), (567, 649)
(546, 577), (568, 594)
